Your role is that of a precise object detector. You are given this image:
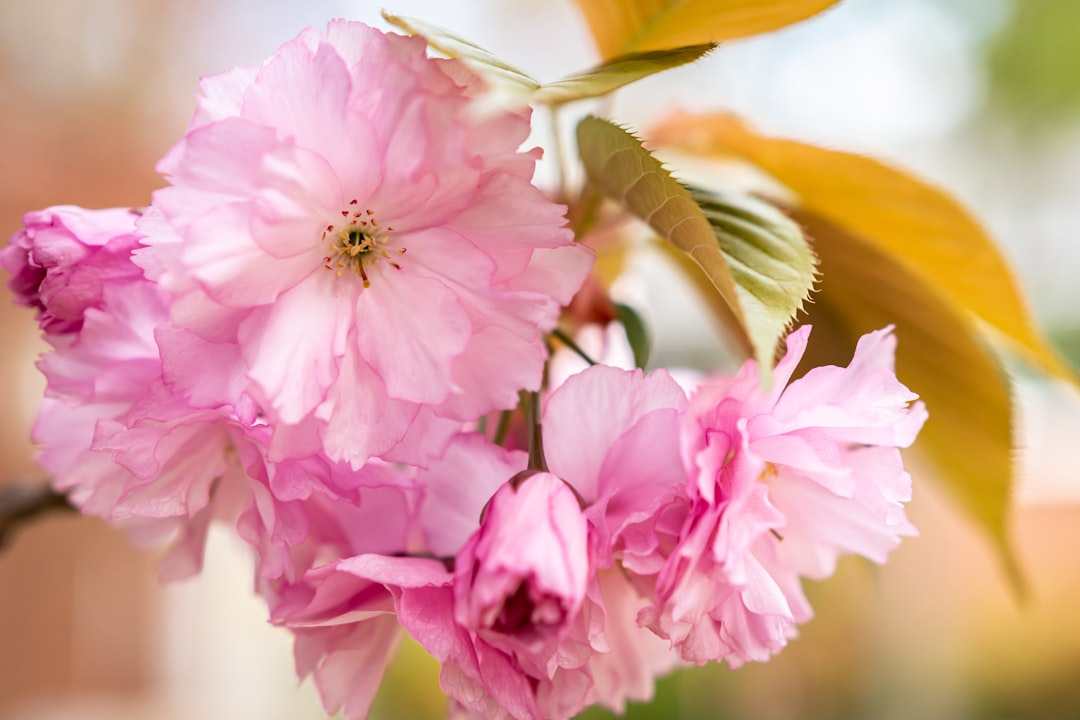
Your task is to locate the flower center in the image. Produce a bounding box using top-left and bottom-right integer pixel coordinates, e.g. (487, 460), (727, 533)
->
(322, 199), (406, 288)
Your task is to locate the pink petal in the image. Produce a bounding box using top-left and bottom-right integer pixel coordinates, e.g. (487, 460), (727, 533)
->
(355, 271), (471, 404)
(240, 272), (350, 423)
(544, 366), (688, 505)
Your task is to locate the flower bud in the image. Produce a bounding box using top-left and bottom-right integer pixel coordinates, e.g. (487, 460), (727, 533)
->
(454, 472), (589, 647)
(2, 206), (144, 334)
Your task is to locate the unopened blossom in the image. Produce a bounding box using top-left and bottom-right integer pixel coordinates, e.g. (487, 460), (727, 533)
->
(2, 206), (145, 334)
(454, 471), (589, 672)
(645, 325), (927, 666)
(140, 20), (593, 468)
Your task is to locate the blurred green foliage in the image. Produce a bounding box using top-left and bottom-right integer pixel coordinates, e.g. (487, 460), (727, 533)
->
(1051, 328), (1080, 369)
(983, 0), (1080, 130)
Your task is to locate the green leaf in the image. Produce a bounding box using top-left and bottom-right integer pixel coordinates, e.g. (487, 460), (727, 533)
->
(650, 110), (1076, 383)
(382, 11), (540, 95)
(384, 15), (713, 109)
(614, 303), (652, 369)
(534, 44), (716, 106)
(575, 117), (747, 356)
(793, 209), (1025, 595)
(571, 0), (841, 58)
(576, 115), (815, 375)
(692, 187), (817, 370)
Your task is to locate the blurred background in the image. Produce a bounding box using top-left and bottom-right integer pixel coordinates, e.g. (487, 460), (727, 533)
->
(1, 0), (1079, 718)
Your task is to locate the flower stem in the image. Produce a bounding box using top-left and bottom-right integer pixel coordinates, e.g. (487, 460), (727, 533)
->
(524, 390), (548, 473)
(492, 409), (514, 447)
(550, 327), (598, 366)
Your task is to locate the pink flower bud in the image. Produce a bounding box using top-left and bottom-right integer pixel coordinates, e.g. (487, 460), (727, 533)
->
(2, 206), (144, 334)
(454, 472), (589, 648)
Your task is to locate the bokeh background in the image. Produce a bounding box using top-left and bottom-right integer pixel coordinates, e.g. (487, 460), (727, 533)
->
(2, 1), (1080, 718)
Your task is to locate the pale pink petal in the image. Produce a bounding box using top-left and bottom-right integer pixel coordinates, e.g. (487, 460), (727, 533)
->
(303, 618), (402, 720)
(438, 324), (546, 419)
(417, 433), (526, 557)
(192, 65), (258, 128)
(355, 271), (471, 404)
(240, 271), (350, 423)
(314, 349), (421, 468)
(446, 173), (575, 284)
(582, 570), (682, 714)
(544, 365), (687, 504)
(181, 203), (318, 307)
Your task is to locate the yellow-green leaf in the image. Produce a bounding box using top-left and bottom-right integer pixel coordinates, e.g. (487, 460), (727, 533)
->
(792, 209), (1024, 594)
(576, 117), (747, 358)
(650, 110), (1075, 382)
(534, 43), (716, 106)
(383, 15), (715, 109)
(383, 12), (540, 94)
(576, 116), (815, 373)
(572, 0), (841, 58)
(692, 187), (817, 370)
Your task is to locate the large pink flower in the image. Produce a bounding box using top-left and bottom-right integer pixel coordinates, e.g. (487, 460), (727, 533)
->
(140, 21), (593, 468)
(645, 325), (927, 666)
(8, 205), (394, 580)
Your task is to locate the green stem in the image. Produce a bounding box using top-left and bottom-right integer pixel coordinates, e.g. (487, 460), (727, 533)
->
(525, 391), (548, 473)
(492, 409), (513, 447)
(551, 327), (598, 366)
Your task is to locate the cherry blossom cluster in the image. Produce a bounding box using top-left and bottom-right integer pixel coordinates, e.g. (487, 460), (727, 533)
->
(3, 21), (927, 720)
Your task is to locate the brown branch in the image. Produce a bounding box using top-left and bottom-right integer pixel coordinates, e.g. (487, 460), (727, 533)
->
(0, 483), (76, 550)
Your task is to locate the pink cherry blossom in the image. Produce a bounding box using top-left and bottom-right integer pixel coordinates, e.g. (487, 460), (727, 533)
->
(2, 206), (145, 334)
(453, 471), (589, 671)
(139, 20), (593, 468)
(645, 325), (927, 666)
(8, 205), (395, 581)
(280, 362), (693, 720)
